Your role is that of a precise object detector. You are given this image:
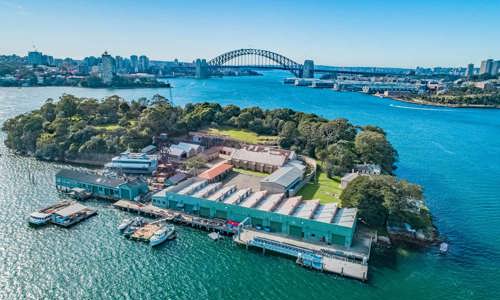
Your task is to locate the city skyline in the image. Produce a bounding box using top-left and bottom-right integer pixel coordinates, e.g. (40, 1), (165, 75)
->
(1, 0), (500, 68)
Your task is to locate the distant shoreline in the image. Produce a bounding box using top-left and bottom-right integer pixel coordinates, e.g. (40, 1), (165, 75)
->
(382, 95), (500, 109)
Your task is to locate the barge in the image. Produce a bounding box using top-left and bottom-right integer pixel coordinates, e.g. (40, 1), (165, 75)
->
(29, 201), (97, 227)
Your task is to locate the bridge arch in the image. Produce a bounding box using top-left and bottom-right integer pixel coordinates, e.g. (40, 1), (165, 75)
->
(208, 48), (302, 77)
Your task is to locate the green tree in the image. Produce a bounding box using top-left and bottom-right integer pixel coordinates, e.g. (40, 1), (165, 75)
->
(354, 130), (398, 173)
(184, 156), (207, 175)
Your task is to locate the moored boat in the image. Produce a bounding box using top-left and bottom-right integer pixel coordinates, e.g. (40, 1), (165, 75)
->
(123, 217), (146, 237)
(117, 218), (133, 232)
(29, 212), (52, 226)
(150, 224), (176, 246)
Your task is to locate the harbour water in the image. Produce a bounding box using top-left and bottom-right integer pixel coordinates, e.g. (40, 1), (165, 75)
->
(1, 71), (499, 299)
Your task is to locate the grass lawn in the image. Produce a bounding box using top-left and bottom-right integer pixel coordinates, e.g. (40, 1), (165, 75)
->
(297, 167), (343, 204)
(233, 167), (268, 177)
(206, 127), (278, 144)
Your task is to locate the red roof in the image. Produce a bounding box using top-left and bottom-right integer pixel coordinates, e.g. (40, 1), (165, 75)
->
(198, 163), (233, 180)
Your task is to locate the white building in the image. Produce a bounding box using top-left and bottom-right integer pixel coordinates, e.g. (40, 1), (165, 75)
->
(105, 152), (158, 174)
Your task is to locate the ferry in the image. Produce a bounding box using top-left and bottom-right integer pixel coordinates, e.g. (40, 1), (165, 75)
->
(150, 224), (176, 246)
(28, 200), (73, 226)
(123, 217), (146, 237)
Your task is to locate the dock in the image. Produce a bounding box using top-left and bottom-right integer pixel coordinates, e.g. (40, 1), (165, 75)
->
(113, 200), (236, 234)
(51, 202), (97, 227)
(235, 227), (369, 281)
(30, 200), (97, 227)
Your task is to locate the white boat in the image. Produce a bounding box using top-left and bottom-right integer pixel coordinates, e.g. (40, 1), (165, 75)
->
(117, 218), (133, 231)
(123, 217), (146, 237)
(439, 242), (449, 254)
(150, 224), (176, 246)
(29, 212), (52, 226)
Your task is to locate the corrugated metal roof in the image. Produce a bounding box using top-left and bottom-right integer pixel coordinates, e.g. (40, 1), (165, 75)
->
(54, 203), (88, 217)
(56, 169), (126, 188)
(261, 166), (303, 188)
(231, 149), (286, 167)
(332, 208), (357, 228)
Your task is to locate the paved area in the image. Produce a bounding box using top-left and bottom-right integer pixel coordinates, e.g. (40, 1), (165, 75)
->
(223, 172), (262, 191)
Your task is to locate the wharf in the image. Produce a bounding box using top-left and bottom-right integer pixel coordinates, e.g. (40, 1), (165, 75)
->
(52, 202), (97, 227)
(235, 228), (369, 281)
(113, 200), (236, 235)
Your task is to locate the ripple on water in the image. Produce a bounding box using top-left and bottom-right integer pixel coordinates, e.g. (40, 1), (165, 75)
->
(1, 80), (500, 299)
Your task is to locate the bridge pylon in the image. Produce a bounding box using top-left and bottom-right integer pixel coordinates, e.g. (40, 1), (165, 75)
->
(302, 60), (314, 78)
(195, 58), (209, 79)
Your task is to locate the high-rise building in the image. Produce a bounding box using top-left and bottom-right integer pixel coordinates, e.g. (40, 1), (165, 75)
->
(465, 63), (474, 79)
(139, 55), (149, 73)
(27, 51), (43, 65)
(479, 59), (493, 75)
(130, 55), (138, 73)
(491, 60), (500, 76)
(100, 51), (115, 84)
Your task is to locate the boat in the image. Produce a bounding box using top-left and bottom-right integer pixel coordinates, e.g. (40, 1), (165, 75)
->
(29, 212), (52, 226)
(208, 232), (221, 241)
(439, 242), (449, 254)
(123, 217), (146, 237)
(28, 200), (73, 226)
(150, 224), (176, 246)
(117, 218), (133, 232)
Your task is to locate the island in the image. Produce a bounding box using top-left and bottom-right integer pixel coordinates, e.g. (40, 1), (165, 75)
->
(2, 93), (436, 248)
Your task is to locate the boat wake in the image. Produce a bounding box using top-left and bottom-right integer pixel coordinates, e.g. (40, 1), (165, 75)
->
(389, 104), (453, 112)
(431, 141), (455, 155)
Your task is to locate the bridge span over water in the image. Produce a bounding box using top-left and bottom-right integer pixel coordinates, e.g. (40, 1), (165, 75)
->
(195, 48), (398, 79)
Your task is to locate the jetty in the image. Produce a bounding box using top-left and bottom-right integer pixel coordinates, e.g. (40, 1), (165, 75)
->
(29, 201), (97, 227)
(113, 200), (236, 234)
(235, 226), (370, 281)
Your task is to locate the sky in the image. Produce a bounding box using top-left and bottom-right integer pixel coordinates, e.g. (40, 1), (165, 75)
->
(1, 0), (499, 68)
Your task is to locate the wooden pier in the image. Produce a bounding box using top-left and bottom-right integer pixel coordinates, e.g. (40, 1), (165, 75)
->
(235, 228), (369, 281)
(113, 200), (236, 235)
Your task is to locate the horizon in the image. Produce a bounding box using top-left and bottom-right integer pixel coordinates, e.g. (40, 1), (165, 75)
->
(1, 0), (499, 68)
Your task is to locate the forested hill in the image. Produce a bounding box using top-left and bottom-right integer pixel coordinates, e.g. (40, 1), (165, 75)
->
(2, 93), (398, 176)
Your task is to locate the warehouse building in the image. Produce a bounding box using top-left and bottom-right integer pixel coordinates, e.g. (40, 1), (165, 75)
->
(55, 169), (149, 201)
(152, 177), (358, 247)
(260, 165), (304, 196)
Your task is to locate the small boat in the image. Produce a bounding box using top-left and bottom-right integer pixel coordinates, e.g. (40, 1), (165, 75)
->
(29, 212), (52, 226)
(439, 242), (449, 254)
(123, 217), (146, 237)
(150, 224), (176, 247)
(117, 218), (133, 232)
(208, 232), (221, 241)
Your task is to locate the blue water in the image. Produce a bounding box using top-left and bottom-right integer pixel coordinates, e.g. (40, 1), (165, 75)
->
(0, 71), (499, 299)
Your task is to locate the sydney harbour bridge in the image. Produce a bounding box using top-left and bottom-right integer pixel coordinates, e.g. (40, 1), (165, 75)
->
(194, 48), (390, 79)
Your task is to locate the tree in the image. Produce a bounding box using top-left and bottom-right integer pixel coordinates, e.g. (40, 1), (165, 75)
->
(56, 94), (80, 118)
(324, 140), (357, 176)
(341, 175), (427, 229)
(320, 119), (356, 147)
(354, 130), (398, 173)
(340, 176), (388, 227)
(184, 156), (207, 175)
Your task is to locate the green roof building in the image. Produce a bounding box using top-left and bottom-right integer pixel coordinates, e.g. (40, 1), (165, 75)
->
(152, 177), (357, 247)
(55, 169), (148, 201)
